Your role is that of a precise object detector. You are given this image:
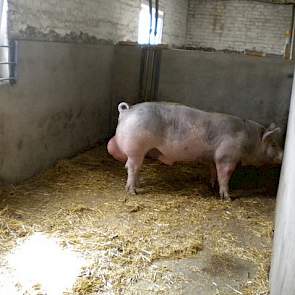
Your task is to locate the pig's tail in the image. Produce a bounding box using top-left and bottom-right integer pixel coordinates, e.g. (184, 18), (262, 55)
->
(118, 102), (130, 113)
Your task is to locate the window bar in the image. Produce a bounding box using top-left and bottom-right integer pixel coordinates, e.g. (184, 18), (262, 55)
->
(0, 40), (17, 84)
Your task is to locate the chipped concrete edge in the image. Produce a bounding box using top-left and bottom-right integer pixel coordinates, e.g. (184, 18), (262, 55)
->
(8, 26), (114, 45)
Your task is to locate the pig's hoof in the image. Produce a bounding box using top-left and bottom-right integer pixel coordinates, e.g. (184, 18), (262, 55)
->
(219, 190), (231, 201)
(125, 185), (137, 195)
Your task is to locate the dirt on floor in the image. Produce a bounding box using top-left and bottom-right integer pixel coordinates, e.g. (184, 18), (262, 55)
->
(0, 145), (278, 295)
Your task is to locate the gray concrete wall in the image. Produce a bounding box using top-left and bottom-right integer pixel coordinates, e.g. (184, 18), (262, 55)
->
(110, 45), (143, 132)
(0, 42), (292, 183)
(158, 49), (293, 131)
(0, 40), (114, 183)
(186, 0), (293, 55)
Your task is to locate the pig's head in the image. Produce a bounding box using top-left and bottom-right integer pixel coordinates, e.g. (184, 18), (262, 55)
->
(259, 123), (283, 165)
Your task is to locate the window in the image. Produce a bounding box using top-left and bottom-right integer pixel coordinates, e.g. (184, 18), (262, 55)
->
(138, 4), (163, 45)
(0, 0), (9, 82)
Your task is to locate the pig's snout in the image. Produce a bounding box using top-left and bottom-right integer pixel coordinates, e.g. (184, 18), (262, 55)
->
(272, 150), (283, 165)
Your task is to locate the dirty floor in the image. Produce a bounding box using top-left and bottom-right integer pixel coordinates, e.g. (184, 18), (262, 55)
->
(0, 145), (278, 295)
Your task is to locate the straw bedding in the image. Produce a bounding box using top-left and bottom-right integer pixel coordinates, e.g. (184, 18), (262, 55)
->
(0, 145), (277, 294)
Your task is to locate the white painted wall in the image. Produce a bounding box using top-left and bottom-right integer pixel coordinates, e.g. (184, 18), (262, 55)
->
(270, 65), (295, 295)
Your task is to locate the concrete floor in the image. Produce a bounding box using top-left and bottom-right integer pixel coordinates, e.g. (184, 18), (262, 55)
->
(0, 146), (277, 295)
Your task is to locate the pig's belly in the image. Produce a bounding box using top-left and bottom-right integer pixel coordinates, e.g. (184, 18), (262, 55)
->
(157, 140), (212, 163)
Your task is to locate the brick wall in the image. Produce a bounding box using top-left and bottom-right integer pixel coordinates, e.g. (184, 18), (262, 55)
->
(186, 0), (293, 55)
(7, 0), (188, 46)
(7, 0), (141, 42)
(161, 0), (189, 46)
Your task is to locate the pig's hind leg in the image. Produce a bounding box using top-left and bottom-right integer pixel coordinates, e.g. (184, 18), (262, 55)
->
(215, 161), (237, 200)
(215, 142), (239, 200)
(125, 153), (145, 194)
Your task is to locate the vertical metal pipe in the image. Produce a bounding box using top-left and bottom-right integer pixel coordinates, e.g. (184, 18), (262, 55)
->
(290, 5), (295, 60)
(155, 0), (159, 36)
(270, 66), (295, 294)
(148, 0), (153, 44)
(151, 48), (161, 100)
(148, 47), (155, 100)
(9, 40), (17, 84)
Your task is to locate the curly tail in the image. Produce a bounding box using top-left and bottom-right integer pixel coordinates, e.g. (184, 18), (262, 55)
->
(118, 102), (130, 113)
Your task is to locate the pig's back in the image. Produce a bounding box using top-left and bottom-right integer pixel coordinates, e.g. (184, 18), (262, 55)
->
(127, 102), (251, 143)
(126, 102), (207, 138)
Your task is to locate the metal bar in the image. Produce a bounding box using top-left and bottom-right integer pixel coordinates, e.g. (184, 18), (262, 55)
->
(149, 0), (153, 38)
(8, 40), (17, 84)
(0, 40), (17, 84)
(155, 0), (159, 36)
(151, 48), (161, 100)
(148, 48), (155, 101)
(290, 5), (295, 60)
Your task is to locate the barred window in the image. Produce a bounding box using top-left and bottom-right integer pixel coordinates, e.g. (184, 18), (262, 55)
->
(138, 4), (163, 45)
(0, 0), (9, 83)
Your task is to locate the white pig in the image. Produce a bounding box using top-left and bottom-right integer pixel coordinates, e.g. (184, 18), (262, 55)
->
(108, 102), (283, 199)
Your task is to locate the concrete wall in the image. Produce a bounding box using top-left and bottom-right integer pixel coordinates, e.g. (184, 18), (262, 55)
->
(0, 40), (114, 182)
(7, 0), (189, 47)
(186, 0), (293, 55)
(158, 49), (293, 131)
(0, 0), (189, 183)
(110, 45), (143, 131)
(0, 43), (292, 183)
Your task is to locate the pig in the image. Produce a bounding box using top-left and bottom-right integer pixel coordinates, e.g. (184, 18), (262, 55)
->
(107, 101), (283, 200)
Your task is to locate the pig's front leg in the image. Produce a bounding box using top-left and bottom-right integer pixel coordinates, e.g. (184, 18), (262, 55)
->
(216, 161), (237, 200)
(125, 156), (144, 194)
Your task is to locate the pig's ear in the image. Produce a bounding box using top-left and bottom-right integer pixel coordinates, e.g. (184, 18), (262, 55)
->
(262, 124), (281, 142)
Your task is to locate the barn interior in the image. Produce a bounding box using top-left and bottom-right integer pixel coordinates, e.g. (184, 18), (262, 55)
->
(0, 1), (294, 294)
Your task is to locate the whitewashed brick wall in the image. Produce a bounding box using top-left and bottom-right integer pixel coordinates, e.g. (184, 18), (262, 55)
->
(186, 0), (293, 55)
(7, 0), (141, 42)
(161, 0), (189, 46)
(7, 0), (188, 47)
